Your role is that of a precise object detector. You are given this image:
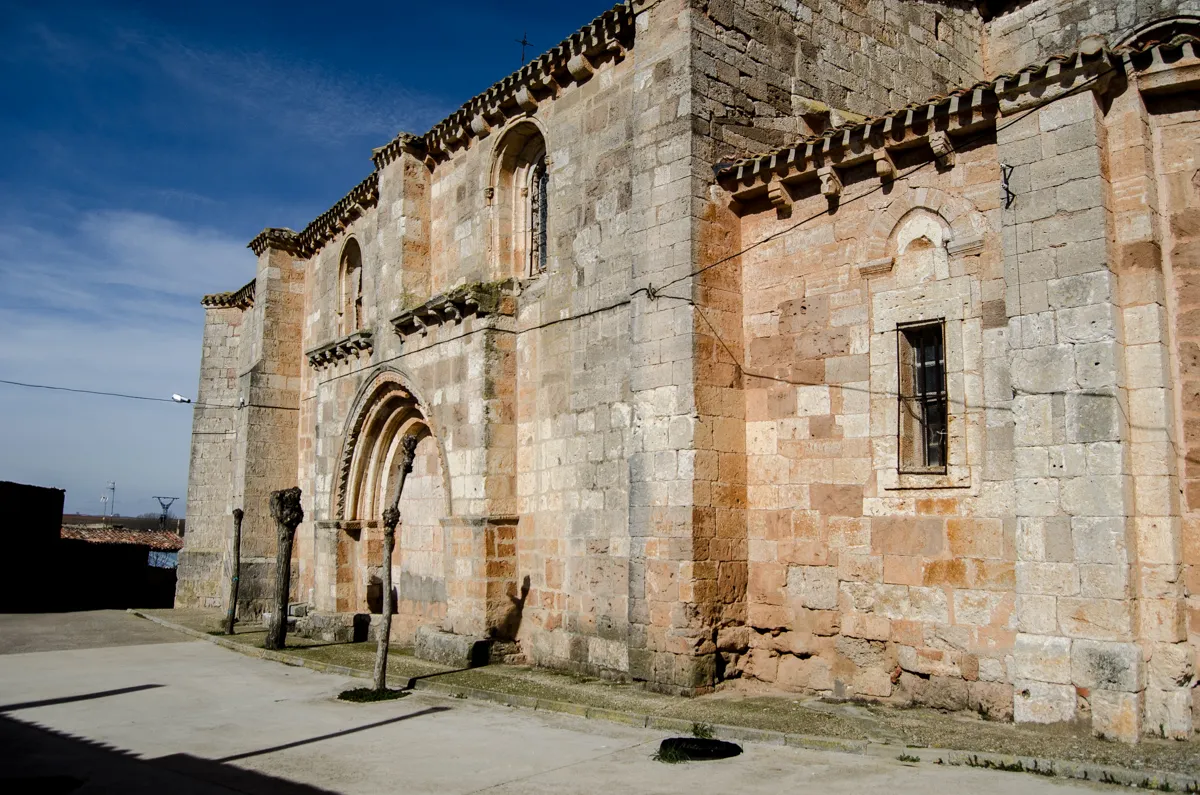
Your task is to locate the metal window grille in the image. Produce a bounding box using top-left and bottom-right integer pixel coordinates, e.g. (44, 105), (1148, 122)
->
(898, 322), (947, 472)
(530, 156), (548, 276)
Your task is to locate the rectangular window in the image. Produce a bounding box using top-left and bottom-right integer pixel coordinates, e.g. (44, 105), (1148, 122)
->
(898, 322), (947, 472)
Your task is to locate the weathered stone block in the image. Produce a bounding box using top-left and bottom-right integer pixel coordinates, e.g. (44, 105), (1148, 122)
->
(1147, 643), (1195, 691)
(1144, 688), (1194, 740)
(1010, 633), (1072, 684)
(1091, 689), (1142, 743)
(1071, 639), (1143, 692)
(1014, 680), (1076, 724)
(1066, 392), (1122, 443)
(1071, 516), (1127, 563)
(414, 625), (491, 668)
(1058, 597), (1134, 641)
(969, 680), (1015, 721)
(786, 565), (838, 610)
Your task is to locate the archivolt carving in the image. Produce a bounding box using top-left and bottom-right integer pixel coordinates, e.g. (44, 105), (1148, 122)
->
(857, 186), (989, 267)
(333, 369), (451, 521)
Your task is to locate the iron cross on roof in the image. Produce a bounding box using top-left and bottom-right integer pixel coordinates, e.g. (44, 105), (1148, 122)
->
(516, 31), (532, 64)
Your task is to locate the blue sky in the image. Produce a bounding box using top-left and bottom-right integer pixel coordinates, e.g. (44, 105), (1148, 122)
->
(0, 0), (614, 515)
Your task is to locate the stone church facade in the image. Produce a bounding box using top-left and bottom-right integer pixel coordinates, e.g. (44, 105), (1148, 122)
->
(179, 0), (1200, 741)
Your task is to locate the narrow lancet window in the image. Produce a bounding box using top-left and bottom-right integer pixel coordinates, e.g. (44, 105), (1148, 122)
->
(339, 239), (363, 335)
(492, 122), (548, 279)
(530, 154), (549, 276)
(898, 322), (947, 472)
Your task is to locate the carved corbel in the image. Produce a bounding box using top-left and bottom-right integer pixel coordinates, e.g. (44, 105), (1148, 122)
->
(929, 131), (955, 168)
(767, 180), (793, 217)
(873, 148), (896, 181)
(567, 52), (595, 82)
(470, 115), (492, 138)
(818, 166), (842, 199)
(412, 313), (429, 337)
(514, 85), (538, 113)
(483, 104), (506, 126)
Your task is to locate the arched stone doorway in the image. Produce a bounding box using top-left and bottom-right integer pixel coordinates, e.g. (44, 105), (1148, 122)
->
(337, 373), (450, 638)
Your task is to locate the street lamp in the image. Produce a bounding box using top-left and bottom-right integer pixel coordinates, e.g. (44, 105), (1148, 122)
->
(171, 394), (192, 403)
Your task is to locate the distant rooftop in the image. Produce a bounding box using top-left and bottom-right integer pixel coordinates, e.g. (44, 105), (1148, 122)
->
(61, 525), (184, 552)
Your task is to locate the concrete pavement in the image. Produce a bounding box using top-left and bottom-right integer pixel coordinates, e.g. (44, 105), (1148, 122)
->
(0, 612), (1111, 794)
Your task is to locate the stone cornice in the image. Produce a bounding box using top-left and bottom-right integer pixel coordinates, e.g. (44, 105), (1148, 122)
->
(249, 4), (634, 260)
(1123, 34), (1200, 94)
(390, 279), (517, 338)
(305, 329), (374, 369)
(717, 35), (1200, 211)
(295, 172), (379, 256)
(420, 2), (634, 162)
(245, 172), (380, 259)
(248, 228), (302, 257)
(201, 278), (256, 309)
(370, 132), (427, 170)
(716, 49), (1109, 207)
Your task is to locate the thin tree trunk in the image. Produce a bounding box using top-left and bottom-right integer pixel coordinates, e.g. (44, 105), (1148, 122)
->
(373, 435), (419, 691)
(225, 508), (243, 635)
(265, 488), (303, 651)
(372, 522), (396, 690)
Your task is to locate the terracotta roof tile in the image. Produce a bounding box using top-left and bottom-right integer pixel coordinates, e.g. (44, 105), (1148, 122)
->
(61, 526), (184, 551)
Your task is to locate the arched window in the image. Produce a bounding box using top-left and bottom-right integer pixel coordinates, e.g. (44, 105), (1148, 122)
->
(339, 238), (363, 334)
(1119, 16), (1200, 48)
(492, 122), (549, 278)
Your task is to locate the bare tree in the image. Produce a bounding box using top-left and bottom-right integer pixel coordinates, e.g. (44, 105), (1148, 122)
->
(265, 488), (304, 651)
(373, 435), (420, 691)
(224, 508), (244, 635)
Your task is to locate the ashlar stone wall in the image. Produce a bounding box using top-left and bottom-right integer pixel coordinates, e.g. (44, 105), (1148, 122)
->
(732, 138), (1014, 714)
(720, 36), (1199, 739)
(177, 304), (244, 608)
(985, 0), (1200, 76)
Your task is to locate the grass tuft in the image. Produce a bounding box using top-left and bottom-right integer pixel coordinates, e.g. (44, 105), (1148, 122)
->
(691, 722), (715, 739)
(652, 745), (689, 764)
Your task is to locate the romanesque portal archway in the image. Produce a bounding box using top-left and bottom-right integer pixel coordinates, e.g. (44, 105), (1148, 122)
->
(337, 375), (449, 635)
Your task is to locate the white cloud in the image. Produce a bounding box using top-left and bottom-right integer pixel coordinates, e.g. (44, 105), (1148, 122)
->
(0, 210), (251, 515)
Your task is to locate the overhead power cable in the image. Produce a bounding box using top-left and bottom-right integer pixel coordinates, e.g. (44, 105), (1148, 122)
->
(0, 378), (296, 410)
(4, 66), (1116, 420)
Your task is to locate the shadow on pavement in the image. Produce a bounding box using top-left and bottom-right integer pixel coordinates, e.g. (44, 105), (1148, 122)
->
(216, 706), (450, 762)
(0, 684), (164, 713)
(0, 704), (449, 793)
